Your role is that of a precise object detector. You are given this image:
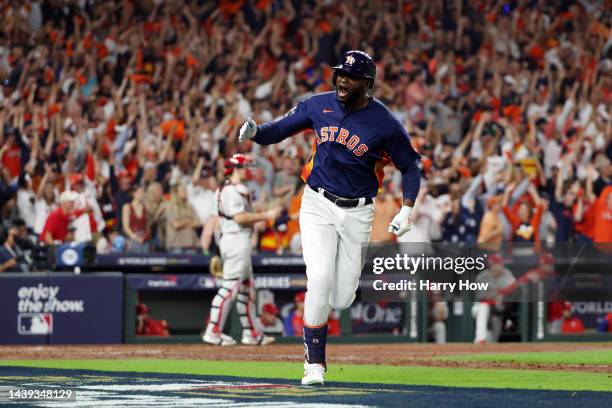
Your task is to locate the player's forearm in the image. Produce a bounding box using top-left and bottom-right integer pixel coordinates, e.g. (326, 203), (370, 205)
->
(233, 211), (273, 226)
(252, 122), (291, 145)
(401, 162), (421, 204)
(252, 109), (311, 145)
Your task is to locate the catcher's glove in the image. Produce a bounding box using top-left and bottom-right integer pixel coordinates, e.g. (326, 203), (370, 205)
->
(209, 255), (224, 278)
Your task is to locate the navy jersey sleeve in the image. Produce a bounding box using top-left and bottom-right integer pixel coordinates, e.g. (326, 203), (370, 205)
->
(252, 101), (312, 145)
(386, 124), (421, 202)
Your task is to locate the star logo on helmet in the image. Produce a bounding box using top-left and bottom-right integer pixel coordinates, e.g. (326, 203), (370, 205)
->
(345, 55), (355, 65)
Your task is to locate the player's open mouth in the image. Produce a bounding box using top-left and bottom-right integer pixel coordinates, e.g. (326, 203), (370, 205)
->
(336, 86), (348, 99)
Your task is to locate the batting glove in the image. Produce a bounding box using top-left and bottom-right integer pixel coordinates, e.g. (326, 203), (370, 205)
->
(239, 117), (257, 143)
(388, 205), (413, 237)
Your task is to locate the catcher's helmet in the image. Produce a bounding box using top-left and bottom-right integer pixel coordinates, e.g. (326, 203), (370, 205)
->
(332, 50), (376, 88)
(224, 153), (254, 176)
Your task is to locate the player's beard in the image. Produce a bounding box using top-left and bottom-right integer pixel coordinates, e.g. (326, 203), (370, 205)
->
(335, 83), (368, 107)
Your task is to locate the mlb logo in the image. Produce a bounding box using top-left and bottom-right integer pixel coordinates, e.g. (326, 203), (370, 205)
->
(18, 313), (53, 335)
(198, 277), (216, 288)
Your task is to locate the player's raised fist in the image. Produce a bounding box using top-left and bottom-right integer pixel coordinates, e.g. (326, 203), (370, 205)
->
(388, 205), (413, 237)
(239, 117), (257, 143)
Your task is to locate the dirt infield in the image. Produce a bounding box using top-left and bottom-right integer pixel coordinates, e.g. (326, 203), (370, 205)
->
(1, 343), (610, 373)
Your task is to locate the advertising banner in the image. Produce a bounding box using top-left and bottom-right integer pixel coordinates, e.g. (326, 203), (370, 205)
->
(350, 302), (405, 334)
(96, 254), (305, 270)
(0, 275), (48, 345)
(125, 274), (308, 291)
(0, 273), (124, 345)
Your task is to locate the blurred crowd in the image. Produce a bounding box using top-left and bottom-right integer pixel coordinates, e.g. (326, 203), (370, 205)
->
(1, 0), (611, 272)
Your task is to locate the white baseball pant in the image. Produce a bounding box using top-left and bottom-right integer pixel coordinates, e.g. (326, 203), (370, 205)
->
(207, 232), (260, 337)
(472, 302), (502, 343)
(299, 186), (374, 327)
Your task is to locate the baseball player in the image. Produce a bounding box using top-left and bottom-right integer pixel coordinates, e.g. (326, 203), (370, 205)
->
(471, 254), (517, 343)
(202, 154), (279, 346)
(239, 50), (421, 385)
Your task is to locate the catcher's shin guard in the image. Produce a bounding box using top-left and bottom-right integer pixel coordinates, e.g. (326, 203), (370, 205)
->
(236, 278), (259, 338)
(208, 278), (241, 333)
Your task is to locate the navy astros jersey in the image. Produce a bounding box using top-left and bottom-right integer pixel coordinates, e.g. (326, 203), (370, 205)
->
(253, 91), (421, 201)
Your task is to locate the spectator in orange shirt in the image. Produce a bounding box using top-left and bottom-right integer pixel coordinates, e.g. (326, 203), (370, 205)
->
(0, 125), (22, 180)
(591, 186), (612, 243)
(573, 171), (596, 243)
(502, 183), (543, 246)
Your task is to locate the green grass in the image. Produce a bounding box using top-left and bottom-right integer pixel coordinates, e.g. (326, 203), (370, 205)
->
(438, 349), (612, 366)
(1, 359), (611, 392)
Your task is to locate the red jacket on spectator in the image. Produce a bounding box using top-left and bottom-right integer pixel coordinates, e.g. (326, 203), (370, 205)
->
(39, 207), (72, 243)
(1, 146), (21, 179)
(39, 207), (84, 243)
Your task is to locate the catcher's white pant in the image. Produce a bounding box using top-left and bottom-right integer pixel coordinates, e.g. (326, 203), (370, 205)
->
(471, 302), (502, 343)
(299, 186), (374, 326)
(207, 232), (260, 337)
(219, 232), (252, 280)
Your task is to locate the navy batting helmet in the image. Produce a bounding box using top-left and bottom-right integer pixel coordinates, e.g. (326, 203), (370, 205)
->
(332, 50), (376, 88)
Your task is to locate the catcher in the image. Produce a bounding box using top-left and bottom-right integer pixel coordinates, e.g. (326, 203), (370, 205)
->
(203, 154), (280, 346)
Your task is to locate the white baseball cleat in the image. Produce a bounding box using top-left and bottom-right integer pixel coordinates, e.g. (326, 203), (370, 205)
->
(202, 331), (237, 346)
(301, 362), (326, 386)
(241, 333), (276, 346)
